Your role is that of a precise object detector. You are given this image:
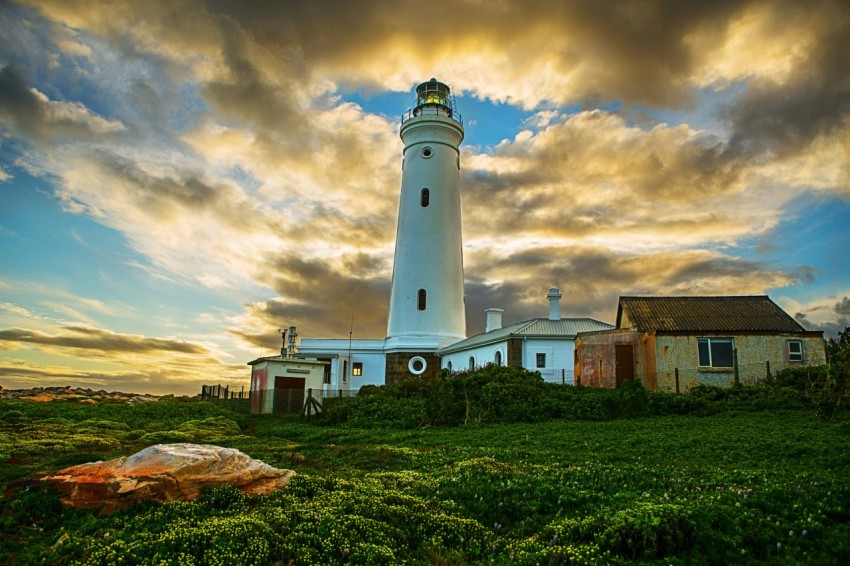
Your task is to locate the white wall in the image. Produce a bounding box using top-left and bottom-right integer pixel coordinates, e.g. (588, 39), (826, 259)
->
(347, 351), (388, 389)
(524, 338), (576, 384)
(441, 340), (509, 372)
(441, 337), (576, 384)
(298, 338), (387, 390)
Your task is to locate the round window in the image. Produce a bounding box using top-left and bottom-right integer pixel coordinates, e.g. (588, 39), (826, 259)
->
(408, 356), (428, 375)
(421, 146), (433, 158)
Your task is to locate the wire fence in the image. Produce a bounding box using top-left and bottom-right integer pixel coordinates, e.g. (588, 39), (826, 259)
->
(200, 383), (248, 400)
(540, 369), (576, 385)
(601, 360), (823, 394)
(200, 385), (356, 415)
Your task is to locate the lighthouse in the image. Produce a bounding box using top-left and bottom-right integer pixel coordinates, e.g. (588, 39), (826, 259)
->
(384, 78), (466, 382)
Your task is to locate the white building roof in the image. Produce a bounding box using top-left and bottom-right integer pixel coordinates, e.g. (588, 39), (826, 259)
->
(436, 317), (614, 355)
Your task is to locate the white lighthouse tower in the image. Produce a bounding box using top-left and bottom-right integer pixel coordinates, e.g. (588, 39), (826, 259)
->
(384, 78), (466, 382)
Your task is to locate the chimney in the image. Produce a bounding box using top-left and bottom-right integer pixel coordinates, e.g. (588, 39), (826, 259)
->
(485, 308), (504, 333)
(547, 288), (562, 320)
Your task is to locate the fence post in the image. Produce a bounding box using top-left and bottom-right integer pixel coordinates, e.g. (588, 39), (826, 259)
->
(733, 348), (740, 386)
(306, 388), (312, 417)
(561, 368), (565, 385)
(765, 360), (771, 382)
(675, 368), (680, 395)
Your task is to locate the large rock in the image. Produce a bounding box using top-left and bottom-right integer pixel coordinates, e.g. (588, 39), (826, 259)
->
(38, 443), (295, 513)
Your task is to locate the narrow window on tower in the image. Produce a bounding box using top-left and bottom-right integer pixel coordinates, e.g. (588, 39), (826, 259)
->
(420, 188), (430, 207)
(417, 289), (427, 311)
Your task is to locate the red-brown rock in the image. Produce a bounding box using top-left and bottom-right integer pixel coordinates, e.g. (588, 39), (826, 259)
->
(38, 443), (295, 513)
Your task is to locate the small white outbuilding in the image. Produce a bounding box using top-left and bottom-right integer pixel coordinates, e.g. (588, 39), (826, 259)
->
(247, 356), (328, 414)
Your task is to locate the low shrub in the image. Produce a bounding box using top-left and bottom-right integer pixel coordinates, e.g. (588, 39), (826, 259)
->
(137, 430), (195, 444)
(599, 502), (695, 559)
(773, 365), (828, 392)
(323, 363), (836, 428)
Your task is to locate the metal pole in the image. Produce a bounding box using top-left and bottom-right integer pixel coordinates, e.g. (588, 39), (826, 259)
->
(675, 368), (680, 395)
(347, 313), (353, 385)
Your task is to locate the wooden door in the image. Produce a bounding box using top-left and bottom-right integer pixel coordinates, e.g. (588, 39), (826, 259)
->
(274, 376), (305, 413)
(615, 345), (634, 387)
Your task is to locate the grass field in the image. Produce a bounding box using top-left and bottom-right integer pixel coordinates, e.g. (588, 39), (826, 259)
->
(1, 392), (849, 564)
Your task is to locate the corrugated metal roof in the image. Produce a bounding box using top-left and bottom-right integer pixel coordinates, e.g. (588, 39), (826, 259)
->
(516, 318), (615, 336)
(437, 317), (614, 354)
(618, 296), (806, 332)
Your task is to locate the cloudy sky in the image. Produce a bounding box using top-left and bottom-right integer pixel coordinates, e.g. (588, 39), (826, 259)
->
(1, 0), (848, 395)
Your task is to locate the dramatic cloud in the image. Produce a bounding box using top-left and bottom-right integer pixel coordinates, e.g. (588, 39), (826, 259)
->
(0, 325), (209, 355)
(0, 65), (124, 143)
(235, 252), (393, 344)
(462, 245), (808, 333)
(721, 2), (850, 157)
(461, 110), (762, 246)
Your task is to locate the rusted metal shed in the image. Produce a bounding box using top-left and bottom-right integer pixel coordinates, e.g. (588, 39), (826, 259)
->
(575, 296), (826, 392)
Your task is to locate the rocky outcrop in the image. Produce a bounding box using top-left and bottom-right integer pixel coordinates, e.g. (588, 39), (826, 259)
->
(37, 443), (295, 513)
(0, 386), (169, 403)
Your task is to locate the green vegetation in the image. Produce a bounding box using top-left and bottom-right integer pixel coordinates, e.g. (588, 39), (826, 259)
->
(1, 347), (848, 564)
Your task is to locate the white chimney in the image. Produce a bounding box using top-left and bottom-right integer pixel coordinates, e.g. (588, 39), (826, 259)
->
(547, 288), (562, 320)
(485, 308), (504, 333)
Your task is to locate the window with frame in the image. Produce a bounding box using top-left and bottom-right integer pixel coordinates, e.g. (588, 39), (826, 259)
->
(342, 360), (348, 383)
(468, 356), (475, 370)
(447, 361), (453, 372)
(536, 353), (546, 368)
(494, 350), (502, 366)
(697, 338), (734, 368)
(788, 340), (803, 362)
(417, 289), (427, 311)
(352, 362), (363, 376)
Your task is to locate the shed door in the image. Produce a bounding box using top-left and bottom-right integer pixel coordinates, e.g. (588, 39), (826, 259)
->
(615, 345), (634, 387)
(274, 376), (305, 413)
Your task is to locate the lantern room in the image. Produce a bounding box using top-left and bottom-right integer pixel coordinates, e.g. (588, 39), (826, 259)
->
(416, 78), (452, 109)
(405, 78), (461, 125)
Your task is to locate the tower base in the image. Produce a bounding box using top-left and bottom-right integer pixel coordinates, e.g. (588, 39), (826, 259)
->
(384, 351), (442, 385)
